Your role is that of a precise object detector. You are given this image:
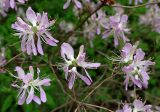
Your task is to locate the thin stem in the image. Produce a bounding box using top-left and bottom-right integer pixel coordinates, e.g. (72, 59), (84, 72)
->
(5, 52), (24, 65)
(83, 67), (116, 101)
(112, 2), (160, 9)
(83, 103), (114, 112)
(49, 62), (66, 94)
(63, 3), (104, 42)
(50, 101), (72, 112)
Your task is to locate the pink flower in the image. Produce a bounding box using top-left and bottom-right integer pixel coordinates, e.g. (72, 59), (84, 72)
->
(102, 14), (130, 47)
(133, 100), (152, 112)
(140, 3), (160, 33)
(0, 0), (27, 16)
(12, 66), (51, 105)
(60, 43), (101, 89)
(63, 0), (82, 9)
(121, 43), (138, 63)
(116, 104), (132, 112)
(0, 0), (10, 16)
(9, 0), (28, 9)
(12, 7), (59, 55)
(116, 99), (152, 112)
(121, 43), (155, 90)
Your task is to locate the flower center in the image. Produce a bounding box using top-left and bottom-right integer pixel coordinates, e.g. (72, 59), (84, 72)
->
(32, 26), (38, 33)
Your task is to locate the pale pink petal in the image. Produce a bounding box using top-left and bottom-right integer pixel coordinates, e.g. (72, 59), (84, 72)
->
(36, 79), (51, 86)
(15, 66), (25, 79)
(61, 43), (74, 61)
(77, 45), (85, 61)
(84, 68), (92, 82)
(68, 72), (76, 89)
(74, 0), (82, 9)
(134, 48), (145, 61)
(37, 36), (44, 55)
(10, 0), (15, 9)
(40, 86), (47, 102)
(21, 36), (27, 52)
(26, 7), (37, 26)
(63, 0), (71, 9)
(31, 37), (37, 55)
(26, 39), (32, 55)
(18, 89), (26, 105)
(26, 87), (34, 104)
(77, 72), (91, 86)
(79, 62), (101, 69)
(33, 96), (41, 104)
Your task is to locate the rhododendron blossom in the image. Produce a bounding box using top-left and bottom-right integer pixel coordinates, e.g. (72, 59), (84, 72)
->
(116, 104), (132, 112)
(102, 14), (130, 47)
(9, 0), (28, 9)
(12, 66), (51, 105)
(0, 0), (28, 16)
(60, 43), (101, 89)
(63, 0), (82, 9)
(0, 0), (9, 16)
(116, 99), (152, 112)
(12, 7), (59, 55)
(133, 100), (152, 112)
(140, 2), (160, 33)
(83, 9), (107, 46)
(121, 43), (155, 90)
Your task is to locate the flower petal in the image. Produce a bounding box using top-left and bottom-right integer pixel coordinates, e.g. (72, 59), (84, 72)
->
(33, 96), (41, 105)
(37, 36), (44, 55)
(26, 7), (37, 26)
(26, 87), (34, 104)
(63, 0), (71, 9)
(18, 89), (26, 105)
(77, 72), (91, 86)
(68, 72), (76, 89)
(15, 66), (25, 79)
(61, 43), (74, 61)
(40, 86), (47, 102)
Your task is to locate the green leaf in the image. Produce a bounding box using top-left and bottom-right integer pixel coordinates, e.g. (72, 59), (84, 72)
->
(1, 95), (13, 112)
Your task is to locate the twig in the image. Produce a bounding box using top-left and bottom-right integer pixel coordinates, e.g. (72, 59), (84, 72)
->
(83, 103), (114, 112)
(63, 3), (104, 42)
(50, 101), (72, 112)
(112, 2), (160, 9)
(5, 52), (24, 65)
(49, 62), (66, 94)
(83, 68), (116, 101)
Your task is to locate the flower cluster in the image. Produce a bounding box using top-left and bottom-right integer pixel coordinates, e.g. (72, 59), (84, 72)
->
(102, 14), (130, 46)
(140, 0), (160, 33)
(12, 66), (51, 105)
(12, 7), (59, 55)
(9, 0), (28, 9)
(6, 0), (157, 108)
(83, 9), (107, 46)
(121, 43), (155, 90)
(60, 43), (101, 89)
(116, 99), (152, 112)
(0, 0), (28, 16)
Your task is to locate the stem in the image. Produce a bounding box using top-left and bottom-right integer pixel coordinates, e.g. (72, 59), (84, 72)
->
(83, 103), (114, 112)
(63, 3), (104, 42)
(112, 2), (160, 9)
